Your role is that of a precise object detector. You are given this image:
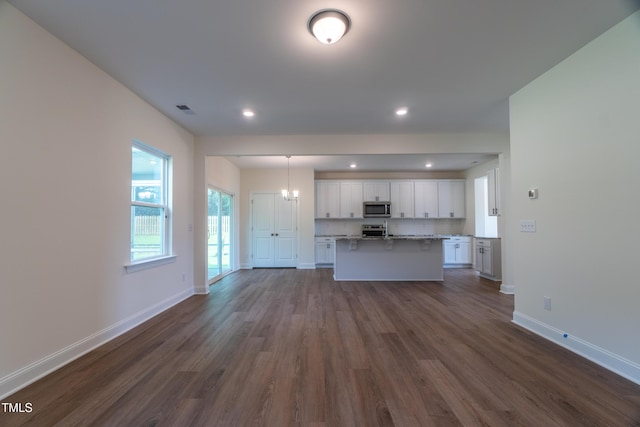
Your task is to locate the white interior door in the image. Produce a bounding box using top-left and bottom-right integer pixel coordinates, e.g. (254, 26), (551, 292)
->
(274, 196), (297, 266)
(251, 193), (297, 267)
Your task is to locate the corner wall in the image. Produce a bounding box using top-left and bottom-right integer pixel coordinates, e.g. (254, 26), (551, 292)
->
(509, 11), (640, 383)
(0, 3), (195, 398)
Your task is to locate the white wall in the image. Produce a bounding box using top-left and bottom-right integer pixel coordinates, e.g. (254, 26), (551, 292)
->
(509, 11), (640, 383)
(0, 3), (194, 398)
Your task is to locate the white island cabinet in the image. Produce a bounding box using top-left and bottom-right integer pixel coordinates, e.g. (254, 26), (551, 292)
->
(333, 236), (445, 281)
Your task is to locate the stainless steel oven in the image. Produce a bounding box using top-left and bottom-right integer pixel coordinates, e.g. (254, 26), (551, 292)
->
(362, 224), (387, 237)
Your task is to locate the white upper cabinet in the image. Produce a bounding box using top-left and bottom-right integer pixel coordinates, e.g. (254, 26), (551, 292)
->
(390, 181), (415, 218)
(487, 168), (501, 216)
(363, 181), (390, 202)
(437, 180), (465, 218)
(315, 181), (340, 219)
(339, 181), (363, 218)
(414, 181), (439, 219)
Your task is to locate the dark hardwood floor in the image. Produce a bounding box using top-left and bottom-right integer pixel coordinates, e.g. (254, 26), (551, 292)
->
(3, 268), (640, 426)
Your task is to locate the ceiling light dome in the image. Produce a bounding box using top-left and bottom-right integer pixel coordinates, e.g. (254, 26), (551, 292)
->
(308, 10), (350, 44)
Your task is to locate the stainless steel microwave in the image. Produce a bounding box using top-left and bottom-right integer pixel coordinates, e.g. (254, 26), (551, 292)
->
(363, 201), (391, 218)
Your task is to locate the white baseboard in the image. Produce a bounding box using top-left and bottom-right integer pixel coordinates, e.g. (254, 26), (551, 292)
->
(500, 284), (515, 294)
(513, 311), (640, 386)
(297, 262), (316, 270)
(0, 287), (194, 400)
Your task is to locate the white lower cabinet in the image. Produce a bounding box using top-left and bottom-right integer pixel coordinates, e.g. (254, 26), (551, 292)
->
(443, 236), (472, 267)
(474, 238), (501, 280)
(315, 237), (335, 266)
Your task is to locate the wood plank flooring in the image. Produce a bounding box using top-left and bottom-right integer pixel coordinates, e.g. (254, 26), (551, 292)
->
(3, 268), (640, 426)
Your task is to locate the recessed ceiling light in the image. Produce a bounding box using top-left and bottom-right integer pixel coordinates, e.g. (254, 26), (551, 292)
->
(350, 163), (357, 168)
(396, 107), (408, 116)
(242, 109), (255, 118)
(425, 163), (433, 168)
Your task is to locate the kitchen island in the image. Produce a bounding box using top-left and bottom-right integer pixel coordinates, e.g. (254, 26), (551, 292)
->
(333, 236), (446, 281)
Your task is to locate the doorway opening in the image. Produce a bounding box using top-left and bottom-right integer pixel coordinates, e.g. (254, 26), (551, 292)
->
(474, 176), (498, 238)
(208, 187), (233, 282)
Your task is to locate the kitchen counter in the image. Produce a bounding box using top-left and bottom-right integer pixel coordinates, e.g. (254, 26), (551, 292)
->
(335, 234), (447, 241)
(333, 235), (444, 281)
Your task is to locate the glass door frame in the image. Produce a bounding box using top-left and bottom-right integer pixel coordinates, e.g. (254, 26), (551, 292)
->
(208, 186), (233, 283)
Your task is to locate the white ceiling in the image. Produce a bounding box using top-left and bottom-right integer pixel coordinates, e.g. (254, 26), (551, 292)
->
(9, 0), (639, 171)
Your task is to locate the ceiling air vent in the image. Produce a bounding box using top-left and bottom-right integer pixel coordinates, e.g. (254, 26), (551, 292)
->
(176, 104), (195, 115)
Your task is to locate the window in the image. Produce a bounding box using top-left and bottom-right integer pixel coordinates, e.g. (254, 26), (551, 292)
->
(131, 141), (171, 262)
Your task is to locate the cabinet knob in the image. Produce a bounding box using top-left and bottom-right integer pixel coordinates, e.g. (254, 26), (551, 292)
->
(450, 212), (454, 218)
(326, 213), (330, 218)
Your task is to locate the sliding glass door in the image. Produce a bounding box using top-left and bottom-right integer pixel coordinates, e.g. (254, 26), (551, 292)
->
(208, 187), (233, 281)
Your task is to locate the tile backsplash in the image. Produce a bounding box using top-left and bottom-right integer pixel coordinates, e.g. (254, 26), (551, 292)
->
(315, 218), (466, 236)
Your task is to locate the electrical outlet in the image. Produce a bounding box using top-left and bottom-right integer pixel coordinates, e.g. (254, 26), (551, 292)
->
(544, 296), (551, 311)
(520, 220), (536, 232)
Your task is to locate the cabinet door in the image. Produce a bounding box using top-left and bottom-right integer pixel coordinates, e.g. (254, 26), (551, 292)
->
(443, 241), (456, 264)
(457, 242), (472, 264)
(340, 181), (363, 218)
(390, 181), (415, 218)
(438, 181), (465, 218)
(363, 181), (390, 202)
(481, 247), (493, 275)
(326, 242), (335, 264)
(414, 181), (438, 218)
(316, 181), (340, 218)
(488, 168), (501, 216)
(315, 242), (326, 264)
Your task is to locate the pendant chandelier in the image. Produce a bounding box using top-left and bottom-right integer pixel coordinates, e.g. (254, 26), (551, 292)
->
(282, 156), (299, 201)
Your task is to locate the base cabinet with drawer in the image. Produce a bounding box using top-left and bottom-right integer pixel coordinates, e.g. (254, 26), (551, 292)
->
(443, 236), (472, 267)
(315, 237), (335, 266)
(474, 238), (501, 280)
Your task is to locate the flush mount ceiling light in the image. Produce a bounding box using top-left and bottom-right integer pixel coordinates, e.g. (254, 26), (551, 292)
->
(396, 107), (408, 116)
(242, 109), (255, 118)
(308, 9), (350, 44)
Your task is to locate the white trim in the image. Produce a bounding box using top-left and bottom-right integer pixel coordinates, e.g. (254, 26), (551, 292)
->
(0, 288), (193, 400)
(297, 262), (316, 270)
(512, 311), (640, 386)
(124, 255), (176, 273)
(500, 284), (515, 294)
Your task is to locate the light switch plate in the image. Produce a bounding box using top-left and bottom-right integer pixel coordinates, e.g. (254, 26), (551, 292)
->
(520, 220), (536, 232)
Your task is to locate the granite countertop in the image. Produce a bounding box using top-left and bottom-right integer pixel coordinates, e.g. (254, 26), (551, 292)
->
(334, 234), (448, 241)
